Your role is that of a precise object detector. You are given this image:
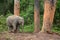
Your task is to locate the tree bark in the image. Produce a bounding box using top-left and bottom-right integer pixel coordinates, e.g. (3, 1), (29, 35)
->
(34, 0), (40, 33)
(41, 0), (56, 33)
(14, 0), (20, 16)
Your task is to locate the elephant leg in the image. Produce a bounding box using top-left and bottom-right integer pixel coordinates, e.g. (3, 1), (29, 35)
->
(8, 25), (13, 33)
(12, 24), (16, 33)
(15, 25), (20, 33)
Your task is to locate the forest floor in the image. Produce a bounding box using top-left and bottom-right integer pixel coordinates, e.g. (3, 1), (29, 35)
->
(0, 32), (60, 40)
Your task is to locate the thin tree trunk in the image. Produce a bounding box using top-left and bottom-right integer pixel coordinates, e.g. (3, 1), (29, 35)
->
(3, 0), (7, 16)
(34, 0), (40, 33)
(41, 0), (56, 33)
(14, 0), (20, 16)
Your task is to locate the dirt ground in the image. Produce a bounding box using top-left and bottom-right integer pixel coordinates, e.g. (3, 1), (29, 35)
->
(0, 32), (60, 40)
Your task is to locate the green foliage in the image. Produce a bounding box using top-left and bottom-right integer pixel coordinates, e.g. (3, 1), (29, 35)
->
(20, 0), (34, 25)
(0, 15), (7, 32)
(53, 0), (60, 31)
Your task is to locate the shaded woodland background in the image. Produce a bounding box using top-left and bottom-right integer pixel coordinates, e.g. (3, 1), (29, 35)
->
(0, 0), (60, 33)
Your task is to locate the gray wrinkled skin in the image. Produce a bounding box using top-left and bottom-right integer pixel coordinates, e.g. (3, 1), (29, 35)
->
(6, 15), (24, 33)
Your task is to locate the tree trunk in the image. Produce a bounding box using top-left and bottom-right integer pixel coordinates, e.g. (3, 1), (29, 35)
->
(41, 0), (56, 33)
(34, 0), (40, 33)
(3, 0), (7, 16)
(14, 0), (20, 16)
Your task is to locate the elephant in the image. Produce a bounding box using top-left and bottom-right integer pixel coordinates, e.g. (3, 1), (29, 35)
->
(6, 15), (24, 33)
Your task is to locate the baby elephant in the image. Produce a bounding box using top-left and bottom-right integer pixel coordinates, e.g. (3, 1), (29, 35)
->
(6, 15), (24, 33)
